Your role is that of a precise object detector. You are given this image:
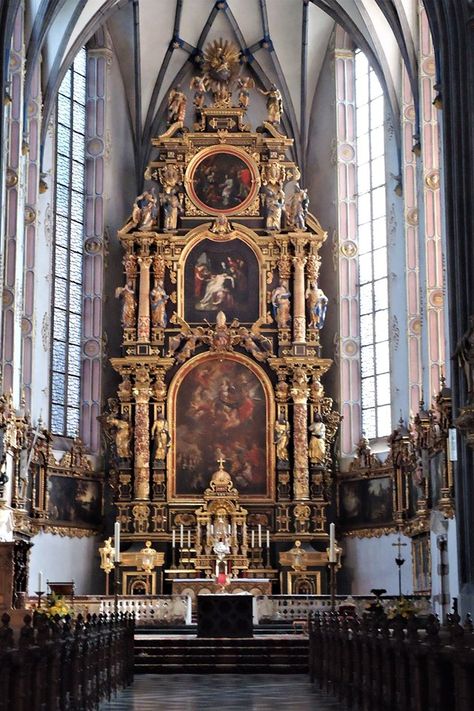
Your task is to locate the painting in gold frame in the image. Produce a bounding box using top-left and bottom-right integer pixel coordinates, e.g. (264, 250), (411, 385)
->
(338, 475), (394, 530)
(167, 352), (275, 502)
(47, 474), (102, 528)
(183, 236), (260, 323)
(185, 145), (260, 216)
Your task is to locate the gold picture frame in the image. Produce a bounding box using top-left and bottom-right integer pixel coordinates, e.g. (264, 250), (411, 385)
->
(184, 145), (260, 216)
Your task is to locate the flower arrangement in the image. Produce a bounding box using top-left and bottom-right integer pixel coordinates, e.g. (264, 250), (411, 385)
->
(386, 597), (416, 620)
(42, 593), (73, 619)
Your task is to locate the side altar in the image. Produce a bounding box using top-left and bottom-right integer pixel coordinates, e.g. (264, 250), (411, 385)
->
(100, 37), (341, 597)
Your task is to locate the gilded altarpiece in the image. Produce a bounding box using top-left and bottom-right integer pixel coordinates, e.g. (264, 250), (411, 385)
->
(104, 39), (340, 592)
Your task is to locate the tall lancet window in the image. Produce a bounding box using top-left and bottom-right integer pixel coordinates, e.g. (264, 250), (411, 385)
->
(50, 48), (86, 436)
(355, 50), (391, 439)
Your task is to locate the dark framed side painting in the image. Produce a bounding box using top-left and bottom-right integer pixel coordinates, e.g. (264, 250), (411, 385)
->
(47, 474), (102, 528)
(168, 352), (275, 502)
(338, 475), (394, 529)
(183, 237), (260, 323)
(185, 145), (260, 215)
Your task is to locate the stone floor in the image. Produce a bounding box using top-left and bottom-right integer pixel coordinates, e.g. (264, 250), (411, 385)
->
(99, 674), (348, 710)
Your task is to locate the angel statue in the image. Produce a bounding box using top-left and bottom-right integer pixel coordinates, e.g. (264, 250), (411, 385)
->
(258, 83), (283, 124)
(167, 85), (187, 124)
(237, 76), (255, 109)
(190, 75), (206, 111)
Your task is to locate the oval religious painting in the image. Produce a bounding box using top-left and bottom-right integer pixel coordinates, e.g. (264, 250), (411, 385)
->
(170, 354), (274, 500)
(185, 146), (260, 215)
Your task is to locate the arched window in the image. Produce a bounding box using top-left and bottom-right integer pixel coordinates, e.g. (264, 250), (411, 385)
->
(354, 50), (391, 439)
(50, 48), (87, 436)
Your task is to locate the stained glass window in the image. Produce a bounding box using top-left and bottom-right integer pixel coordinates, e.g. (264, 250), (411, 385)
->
(51, 48), (86, 436)
(355, 50), (391, 438)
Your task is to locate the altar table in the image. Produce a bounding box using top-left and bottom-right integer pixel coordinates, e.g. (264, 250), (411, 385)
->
(197, 594), (253, 637)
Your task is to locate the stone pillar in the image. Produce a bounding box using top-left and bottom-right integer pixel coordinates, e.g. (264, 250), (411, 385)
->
(291, 368), (310, 500)
(133, 371), (151, 500)
(291, 237), (308, 346)
(137, 256), (152, 342)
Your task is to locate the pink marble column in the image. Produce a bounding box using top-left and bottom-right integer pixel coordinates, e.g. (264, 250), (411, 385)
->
(419, 4), (445, 396)
(81, 47), (111, 452)
(334, 36), (361, 456)
(402, 66), (422, 415)
(2, 8), (24, 396)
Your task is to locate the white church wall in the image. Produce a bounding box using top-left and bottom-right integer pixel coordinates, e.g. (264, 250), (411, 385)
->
(342, 533), (414, 596)
(28, 530), (103, 595)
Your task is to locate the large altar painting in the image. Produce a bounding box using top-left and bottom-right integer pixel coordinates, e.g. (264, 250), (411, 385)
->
(184, 237), (259, 323)
(185, 146), (260, 215)
(171, 356), (272, 499)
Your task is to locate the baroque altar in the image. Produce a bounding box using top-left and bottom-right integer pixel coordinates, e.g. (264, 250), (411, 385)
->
(102, 37), (340, 596)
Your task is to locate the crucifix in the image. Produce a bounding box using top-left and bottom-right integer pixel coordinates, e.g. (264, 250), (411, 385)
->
(217, 456), (226, 469)
(392, 534), (408, 598)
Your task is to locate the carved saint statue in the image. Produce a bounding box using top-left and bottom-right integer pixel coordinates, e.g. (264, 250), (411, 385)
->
(168, 85), (187, 124)
(308, 414), (326, 464)
(151, 415), (170, 462)
(306, 280), (328, 330)
(263, 187), (286, 231)
(258, 83), (283, 123)
(115, 282), (136, 329)
(132, 190), (157, 231)
(274, 415), (290, 462)
(107, 415), (131, 459)
(287, 183), (309, 230)
(150, 282), (169, 328)
(161, 190), (182, 231)
(271, 280), (291, 329)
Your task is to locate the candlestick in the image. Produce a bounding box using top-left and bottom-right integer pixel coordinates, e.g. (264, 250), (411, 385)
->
(329, 522), (336, 563)
(114, 521), (121, 563)
(180, 524), (184, 547)
(266, 529), (270, 548)
(251, 529), (255, 548)
(172, 528), (176, 548)
(258, 524), (262, 547)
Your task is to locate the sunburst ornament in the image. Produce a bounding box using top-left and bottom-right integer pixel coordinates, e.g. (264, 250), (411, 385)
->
(202, 38), (241, 104)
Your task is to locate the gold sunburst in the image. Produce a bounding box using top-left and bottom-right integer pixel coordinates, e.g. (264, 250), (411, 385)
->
(202, 38), (241, 104)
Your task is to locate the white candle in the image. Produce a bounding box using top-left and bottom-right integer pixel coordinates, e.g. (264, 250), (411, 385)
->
(180, 524), (184, 547)
(187, 530), (191, 548)
(251, 529), (255, 548)
(38, 570), (44, 592)
(329, 522), (336, 563)
(114, 521), (121, 563)
(266, 529), (270, 548)
(228, 524), (231, 534)
(172, 528), (176, 548)
(258, 524), (262, 548)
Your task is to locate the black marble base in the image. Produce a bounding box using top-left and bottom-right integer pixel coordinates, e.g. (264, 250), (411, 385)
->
(197, 594), (253, 638)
